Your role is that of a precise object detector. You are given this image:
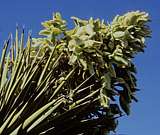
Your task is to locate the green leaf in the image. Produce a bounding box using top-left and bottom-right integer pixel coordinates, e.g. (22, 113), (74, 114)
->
(107, 63), (116, 78)
(123, 86), (132, 103)
(100, 91), (109, 108)
(71, 16), (88, 26)
(113, 31), (125, 39)
(79, 58), (87, 70)
(88, 62), (95, 75)
(68, 54), (77, 65)
(113, 55), (129, 66)
(51, 27), (62, 35)
(41, 21), (52, 28)
(54, 12), (62, 20)
(39, 29), (51, 36)
(119, 92), (130, 115)
(101, 73), (111, 90)
(85, 24), (95, 37)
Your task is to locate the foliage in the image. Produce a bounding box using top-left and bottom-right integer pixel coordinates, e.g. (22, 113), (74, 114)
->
(0, 11), (150, 135)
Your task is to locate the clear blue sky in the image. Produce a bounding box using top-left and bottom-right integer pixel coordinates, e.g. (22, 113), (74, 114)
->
(0, 0), (159, 135)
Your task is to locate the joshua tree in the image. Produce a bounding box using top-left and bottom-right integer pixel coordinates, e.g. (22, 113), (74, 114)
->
(0, 11), (150, 135)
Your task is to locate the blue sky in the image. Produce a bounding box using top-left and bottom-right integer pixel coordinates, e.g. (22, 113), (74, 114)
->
(0, 0), (160, 135)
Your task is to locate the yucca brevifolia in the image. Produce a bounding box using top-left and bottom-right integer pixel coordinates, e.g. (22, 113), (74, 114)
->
(0, 11), (150, 135)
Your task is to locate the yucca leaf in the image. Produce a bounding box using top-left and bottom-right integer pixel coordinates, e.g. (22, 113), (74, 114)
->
(50, 67), (77, 100)
(22, 98), (58, 130)
(70, 89), (100, 108)
(0, 109), (17, 134)
(15, 26), (19, 57)
(10, 41), (14, 64)
(26, 33), (31, 65)
(0, 40), (9, 83)
(20, 52), (44, 90)
(75, 84), (94, 94)
(37, 45), (56, 86)
(0, 11), (150, 134)
(4, 50), (25, 103)
(0, 52), (10, 89)
(9, 124), (22, 135)
(73, 73), (94, 94)
(27, 99), (64, 133)
(32, 100), (92, 133)
(34, 70), (54, 101)
(5, 68), (26, 106)
(20, 29), (24, 54)
(8, 103), (28, 128)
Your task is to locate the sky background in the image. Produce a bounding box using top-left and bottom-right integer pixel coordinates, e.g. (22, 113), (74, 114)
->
(0, 0), (159, 135)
